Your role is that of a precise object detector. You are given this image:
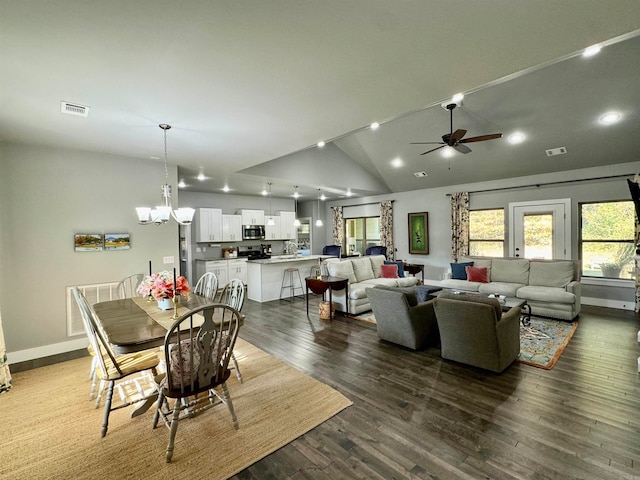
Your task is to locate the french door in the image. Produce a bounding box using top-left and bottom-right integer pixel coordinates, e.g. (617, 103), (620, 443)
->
(508, 199), (571, 259)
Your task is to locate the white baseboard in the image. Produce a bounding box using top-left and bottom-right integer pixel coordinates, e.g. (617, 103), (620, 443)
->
(581, 296), (635, 311)
(7, 337), (88, 365)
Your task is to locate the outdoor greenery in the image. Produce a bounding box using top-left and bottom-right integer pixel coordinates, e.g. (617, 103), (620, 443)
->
(469, 209), (504, 257)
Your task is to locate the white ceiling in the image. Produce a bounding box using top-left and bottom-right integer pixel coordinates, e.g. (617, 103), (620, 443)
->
(2, 1), (640, 200)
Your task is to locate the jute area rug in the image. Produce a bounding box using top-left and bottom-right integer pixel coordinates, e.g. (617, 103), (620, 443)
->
(0, 338), (352, 480)
(351, 311), (577, 370)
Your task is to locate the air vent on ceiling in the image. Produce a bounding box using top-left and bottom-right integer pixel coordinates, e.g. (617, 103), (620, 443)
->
(413, 171), (428, 178)
(545, 147), (567, 157)
(61, 101), (90, 117)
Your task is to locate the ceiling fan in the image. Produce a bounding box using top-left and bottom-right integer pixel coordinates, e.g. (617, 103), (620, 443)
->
(411, 103), (502, 155)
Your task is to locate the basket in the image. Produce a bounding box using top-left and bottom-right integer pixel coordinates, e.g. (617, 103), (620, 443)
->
(318, 301), (335, 320)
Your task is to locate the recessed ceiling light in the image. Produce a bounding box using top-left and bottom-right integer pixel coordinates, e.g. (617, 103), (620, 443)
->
(177, 180), (186, 188)
(442, 147), (455, 158)
(345, 189), (353, 197)
(583, 44), (601, 57)
(451, 93), (464, 103)
(261, 189), (268, 196)
(599, 111), (621, 125)
(370, 122), (380, 131)
(197, 173), (206, 181)
(391, 157), (403, 168)
(320, 194), (326, 201)
(317, 141), (325, 148)
(508, 132), (526, 144)
(222, 185), (230, 192)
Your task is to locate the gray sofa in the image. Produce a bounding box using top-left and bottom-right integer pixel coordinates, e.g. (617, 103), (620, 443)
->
(365, 286), (438, 350)
(324, 255), (419, 314)
(438, 256), (581, 320)
(434, 291), (521, 373)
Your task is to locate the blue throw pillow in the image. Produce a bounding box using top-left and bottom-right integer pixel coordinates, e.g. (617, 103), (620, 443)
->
(450, 262), (473, 280)
(384, 261), (405, 278)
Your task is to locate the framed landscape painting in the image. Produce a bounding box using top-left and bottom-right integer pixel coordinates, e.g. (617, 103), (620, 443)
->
(104, 233), (131, 250)
(74, 234), (104, 252)
(408, 212), (429, 254)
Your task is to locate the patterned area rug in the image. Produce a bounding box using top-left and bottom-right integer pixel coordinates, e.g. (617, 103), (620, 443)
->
(351, 312), (577, 370)
(518, 317), (578, 369)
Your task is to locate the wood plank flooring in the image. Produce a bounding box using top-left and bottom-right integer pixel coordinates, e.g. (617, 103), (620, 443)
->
(232, 297), (640, 479)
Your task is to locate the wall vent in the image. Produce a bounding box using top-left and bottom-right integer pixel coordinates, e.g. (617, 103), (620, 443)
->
(61, 101), (90, 117)
(545, 147), (567, 157)
(413, 171), (428, 178)
(66, 282), (119, 336)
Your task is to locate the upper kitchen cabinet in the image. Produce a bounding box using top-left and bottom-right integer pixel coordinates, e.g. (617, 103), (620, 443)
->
(222, 214), (242, 241)
(278, 211), (296, 240)
(238, 209), (265, 225)
(264, 215), (281, 240)
(195, 207), (223, 242)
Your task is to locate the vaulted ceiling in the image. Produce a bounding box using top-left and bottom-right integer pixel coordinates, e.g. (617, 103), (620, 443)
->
(2, 1), (640, 200)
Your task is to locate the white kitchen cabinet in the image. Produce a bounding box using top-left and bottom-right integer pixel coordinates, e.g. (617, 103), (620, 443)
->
(195, 208), (223, 242)
(278, 211), (296, 240)
(264, 216), (281, 240)
(238, 209), (265, 225)
(227, 258), (248, 284)
(195, 260), (228, 289)
(222, 214), (242, 241)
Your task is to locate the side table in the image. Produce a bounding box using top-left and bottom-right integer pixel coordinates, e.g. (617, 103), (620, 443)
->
(305, 276), (349, 319)
(403, 263), (425, 282)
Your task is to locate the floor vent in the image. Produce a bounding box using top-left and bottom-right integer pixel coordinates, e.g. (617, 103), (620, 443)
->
(66, 282), (119, 336)
(61, 101), (90, 117)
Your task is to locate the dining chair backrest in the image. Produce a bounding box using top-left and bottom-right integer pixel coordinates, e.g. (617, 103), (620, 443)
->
(117, 273), (145, 299)
(163, 304), (241, 395)
(194, 272), (219, 301)
(71, 287), (123, 378)
(219, 278), (245, 311)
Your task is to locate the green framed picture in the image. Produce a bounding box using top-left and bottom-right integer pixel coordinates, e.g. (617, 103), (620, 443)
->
(408, 212), (429, 254)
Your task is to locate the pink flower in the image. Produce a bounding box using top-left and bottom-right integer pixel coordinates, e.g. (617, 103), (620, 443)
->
(136, 270), (190, 300)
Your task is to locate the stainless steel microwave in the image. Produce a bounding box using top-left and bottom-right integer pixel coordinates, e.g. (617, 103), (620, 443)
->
(242, 225), (265, 240)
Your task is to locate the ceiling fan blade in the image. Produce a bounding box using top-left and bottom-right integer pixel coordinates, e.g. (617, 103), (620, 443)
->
(454, 144), (472, 154)
(459, 133), (503, 143)
(449, 129), (467, 144)
(420, 145), (446, 156)
(410, 141), (445, 145)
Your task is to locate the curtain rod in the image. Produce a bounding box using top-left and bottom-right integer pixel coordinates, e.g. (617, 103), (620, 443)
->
(334, 200), (395, 207)
(445, 173), (635, 196)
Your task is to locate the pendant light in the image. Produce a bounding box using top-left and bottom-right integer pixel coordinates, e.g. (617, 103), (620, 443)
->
(267, 182), (275, 226)
(293, 186), (301, 227)
(135, 124), (195, 225)
(315, 188), (323, 227)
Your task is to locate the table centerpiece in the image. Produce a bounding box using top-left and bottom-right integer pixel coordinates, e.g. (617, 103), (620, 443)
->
(137, 270), (190, 311)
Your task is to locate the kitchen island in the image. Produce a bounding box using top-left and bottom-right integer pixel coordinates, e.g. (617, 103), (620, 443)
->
(247, 255), (326, 302)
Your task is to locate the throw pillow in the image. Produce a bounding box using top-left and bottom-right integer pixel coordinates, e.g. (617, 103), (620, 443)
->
(380, 264), (399, 278)
(384, 260), (405, 277)
(450, 261), (473, 280)
(465, 266), (489, 283)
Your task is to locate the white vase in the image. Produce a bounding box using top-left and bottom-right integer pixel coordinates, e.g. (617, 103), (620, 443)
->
(157, 298), (172, 310)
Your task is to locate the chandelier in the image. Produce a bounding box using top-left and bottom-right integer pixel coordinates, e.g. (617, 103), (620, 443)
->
(136, 124), (195, 226)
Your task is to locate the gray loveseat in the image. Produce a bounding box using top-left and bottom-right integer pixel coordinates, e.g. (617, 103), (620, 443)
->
(438, 256), (581, 321)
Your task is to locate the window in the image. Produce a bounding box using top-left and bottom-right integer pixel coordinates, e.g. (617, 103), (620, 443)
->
(469, 209), (504, 257)
(580, 200), (635, 279)
(344, 217), (380, 255)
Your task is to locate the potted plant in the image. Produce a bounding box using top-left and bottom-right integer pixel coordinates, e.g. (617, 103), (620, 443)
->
(600, 243), (636, 278)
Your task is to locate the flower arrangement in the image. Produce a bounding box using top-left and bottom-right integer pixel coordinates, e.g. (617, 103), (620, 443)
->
(137, 270), (190, 300)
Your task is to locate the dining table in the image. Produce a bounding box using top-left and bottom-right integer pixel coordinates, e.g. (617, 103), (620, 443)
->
(93, 293), (233, 354)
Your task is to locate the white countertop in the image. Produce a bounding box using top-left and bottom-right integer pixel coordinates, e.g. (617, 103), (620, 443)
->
(247, 254), (325, 265)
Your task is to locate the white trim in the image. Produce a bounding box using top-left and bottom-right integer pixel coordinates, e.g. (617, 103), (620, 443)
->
(6, 338), (89, 365)
(582, 296), (635, 311)
(581, 277), (634, 288)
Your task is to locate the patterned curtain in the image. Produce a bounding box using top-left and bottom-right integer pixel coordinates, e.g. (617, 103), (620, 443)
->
(380, 200), (393, 260)
(332, 206), (343, 247)
(0, 307), (11, 393)
(634, 175), (640, 312)
(450, 192), (470, 262)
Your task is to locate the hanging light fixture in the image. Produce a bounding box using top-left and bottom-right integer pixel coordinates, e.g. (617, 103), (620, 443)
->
(293, 186), (301, 227)
(136, 124), (195, 226)
(315, 188), (323, 227)
(266, 182), (276, 226)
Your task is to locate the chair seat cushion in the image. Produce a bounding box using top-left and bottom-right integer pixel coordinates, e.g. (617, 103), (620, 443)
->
(516, 285), (575, 304)
(159, 368), (231, 398)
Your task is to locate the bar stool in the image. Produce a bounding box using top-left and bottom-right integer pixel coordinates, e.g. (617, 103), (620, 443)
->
(280, 267), (304, 301)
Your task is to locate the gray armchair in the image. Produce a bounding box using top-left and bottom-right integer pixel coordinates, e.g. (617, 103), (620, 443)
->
(433, 291), (520, 373)
(365, 286), (438, 350)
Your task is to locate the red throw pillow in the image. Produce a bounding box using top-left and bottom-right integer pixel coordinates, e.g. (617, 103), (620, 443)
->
(380, 264), (399, 278)
(465, 266), (489, 283)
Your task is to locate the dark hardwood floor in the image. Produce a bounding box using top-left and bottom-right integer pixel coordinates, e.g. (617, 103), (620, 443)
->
(232, 296), (640, 479)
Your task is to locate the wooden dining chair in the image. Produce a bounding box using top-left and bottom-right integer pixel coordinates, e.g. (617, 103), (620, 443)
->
(152, 303), (241, 462)
(193, 272), (219, 301)
(218, 278), (246, 383)
(72, 287), (160, 437)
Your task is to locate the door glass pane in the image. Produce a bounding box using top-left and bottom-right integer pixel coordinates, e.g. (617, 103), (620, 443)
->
(523, 214), (553, 259)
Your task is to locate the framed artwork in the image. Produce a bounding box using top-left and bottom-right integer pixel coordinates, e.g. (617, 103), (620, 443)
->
(74, 234), (104, 252)
(104, 233), (131, 250)
(408, 212), (429, 254)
